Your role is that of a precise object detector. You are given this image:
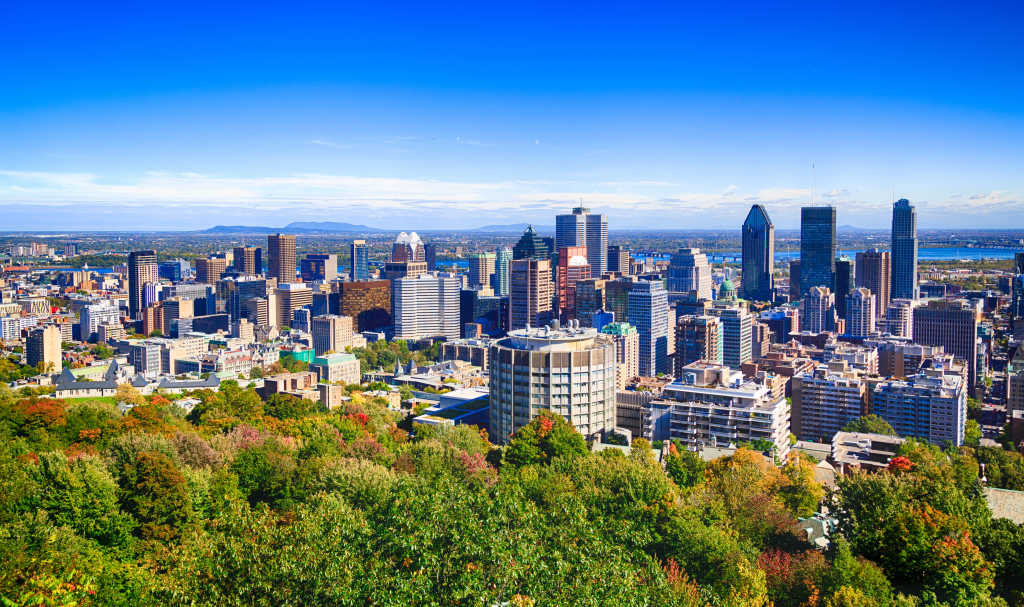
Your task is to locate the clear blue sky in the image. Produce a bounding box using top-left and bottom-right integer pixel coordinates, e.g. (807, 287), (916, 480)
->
(2, 1), (1022, 230)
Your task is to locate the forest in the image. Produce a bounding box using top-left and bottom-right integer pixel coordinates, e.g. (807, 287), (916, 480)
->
(1, 380), (1022, 606)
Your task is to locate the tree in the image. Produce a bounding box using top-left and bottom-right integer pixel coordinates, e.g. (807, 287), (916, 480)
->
(502, 411), (588, 468)
(264, 393), (318, 419)
(665, 442), (706, 488)
(120, 450), (192, 540)
(841, 415), (896, 436)
(964, 419), (982, 447)
(115, 384), (147, 406)
(777, 452), (825, 517)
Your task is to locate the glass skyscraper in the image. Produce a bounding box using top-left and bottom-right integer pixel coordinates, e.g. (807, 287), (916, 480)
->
(890, 199), (918, 300)
(799, 206), (837, 296)
(350, 240), (369, 281)
(740, 204), (775, 302)
(627, 279), (670, 376)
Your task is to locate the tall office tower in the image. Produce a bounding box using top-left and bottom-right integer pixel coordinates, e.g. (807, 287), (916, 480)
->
(716, 307), (752, 369)
(128, 250), (157, 320)
(789, 260), (801, 302)
(311, 314), (354, 355)
(675, 315), (722, 374)
(799, 206), (837, 295)
(556, 247), (590, 320)
(274, 283), (313, 329)
(195, 256), (228, 284)
(223, 277), (269, 322)
(509, 258), (554, 330)
(791, 365), (868, 441)
(575, 278), (606, 327)
(667, 248), (713, 300)
(268, 234), (297, 284)
(494, 248), (513, 296)
(741, 204), (775, 301)
(338, 280), (391, 331)
(233, 246), (262, 275)
(913, 299), (980, 390)
(855, 249), (891, 319)
(604, 278), (632, 324)
(555, 206), (607, 274)
(607, 245), (631, 275)
(883, 299), (915, 338)
(1012, 274), (1024, 322)
(160, 297), (194, 336)
(872, 370), (967, 446)
(512, 225), (550, 260)
(803, 286), (836, 333)
(845, 287), (876, 338)
(751, 321), (773, 359)
(424, 243), (439, 271)
(350, 240), (370, 281)
(468, 252), (496, 289)
(391, 232), (425, 262)
(601, 322), (640, 389)
(240, 297), (269, 328)
(300, 253), (338, 282)
(158, 259), (190, 282)
(891, 198), (919, 300)
(80, 301), (121, 341)
(391, 274), (460, 340)
(628, 279), (670, 376)
(489, 326), (617, 443)
(1016, 251), (1024, 275)
(27, 325), (61, 372)
(382, 261), (428, 281)
(834, 257), (854, 319)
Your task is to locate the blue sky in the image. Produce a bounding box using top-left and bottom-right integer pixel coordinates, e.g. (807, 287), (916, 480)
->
(2, 1), (1023, 231)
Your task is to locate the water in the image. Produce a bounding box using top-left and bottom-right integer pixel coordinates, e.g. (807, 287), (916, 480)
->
(640, 247), (1021, 264)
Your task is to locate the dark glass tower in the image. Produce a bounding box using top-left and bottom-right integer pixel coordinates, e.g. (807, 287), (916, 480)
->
(799, 206), (837, 295)
(890, 199), (918, 299)
(740, 204), (775, 301)
(513, 225), (550, 260)
(834, 257), (854, 319)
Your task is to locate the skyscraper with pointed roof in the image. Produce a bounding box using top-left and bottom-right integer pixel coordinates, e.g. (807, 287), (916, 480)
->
(512, 225), (550, 260)
(741, 204), (775, 302)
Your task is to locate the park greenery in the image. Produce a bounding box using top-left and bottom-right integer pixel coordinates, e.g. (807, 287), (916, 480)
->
(0, 380), (1023, 606)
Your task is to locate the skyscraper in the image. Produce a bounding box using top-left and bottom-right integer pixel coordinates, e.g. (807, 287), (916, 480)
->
(27, 325), (61, 372)
(233, 246), (262, 275)
(300, 254), (337, 282)
(601, 322), (640, 389)
(741, 204), (775, 301)
(391, 274), (461, 340)
(855, 249), (890, 320)
(494, 248), (513, 296)
(128, 250), (157, 320)
(800, 206), (837, 295)
(628, 279), (670, 376)
(267, 234), (297, 284)
(913, 299), (980, 391)
(607, 245), (631, 275)
(424, 243), (439, 272)
(834, 257), (854, 319)
(789, 260), (801, 302)
(891, 198), (919, 300)
(804, 286), (836, 333)
(467, 252), (496, 289)
(350, 240), (370, 281)
(391, 232), (425, 262)
(274, 282), (313, 328)
(512, 225), (550, 260)
(675, 314), (722, 374)
(556, 246), (590, 320)
(716, 307), (752, 369)
(555, 206), (607, 274)
(196, 256), (228, 284)
(311, 314), (354, 355)
(845, 287), (876, 338)
(509, 258), (554, 330)
(667, 248), (712, 300)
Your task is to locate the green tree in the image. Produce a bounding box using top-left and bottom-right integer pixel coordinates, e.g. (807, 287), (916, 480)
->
(841, 414), (896, 436)
(665, 442), (706, 488)
(120, 450), (192, 540)
(264, 393), (318, 419)
(502, 411), (588, 468)
(964, 419), (982, 447)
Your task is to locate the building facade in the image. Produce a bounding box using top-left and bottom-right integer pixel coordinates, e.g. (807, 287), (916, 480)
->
(267, 234), (297, 284)
(628, 280), (670, 376)
(799, 206), (837, 295)
(741, 204), (775, 301)
(891, 198), (919, 300)
(391, 274), (461, 340)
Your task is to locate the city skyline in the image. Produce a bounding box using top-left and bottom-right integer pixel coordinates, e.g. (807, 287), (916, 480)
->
(3, 3), (1023, 230)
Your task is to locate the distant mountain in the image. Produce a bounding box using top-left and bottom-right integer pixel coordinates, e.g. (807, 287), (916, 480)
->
(201, 225), (280, 234)
(473, 223), (532, 233)
(202, 222), (382, 234)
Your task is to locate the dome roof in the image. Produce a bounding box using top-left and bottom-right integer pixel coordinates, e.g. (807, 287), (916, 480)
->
(568, 255), (589, 266)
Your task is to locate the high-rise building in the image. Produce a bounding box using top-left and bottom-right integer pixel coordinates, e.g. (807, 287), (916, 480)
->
(760, 307), (799, 342)
(81, 301), (121, 341)
(337, 280), (392, 332)
(799, 206), (837, 295)
(891, 198), (919, 300)
(855, 249), (891, 319)
(128, 250), (157, 320)
(196, 256), (228, 284)
(350, 240), (370, 281)
(274, 283), (313, 329)
(667, 248), (712, 300)
(601, 321), (640, 389)
(233, 246), (262, 275)
(913, 299), (980, 390)
(882, 299), (915, 338)
(872, 369), (967, 446)
(788, 260), (801, 302)
(792, 364), (868, 442)
(494, 248), (513, 296)
(555, 206), (607, 274)
(628, 280), (670, 376)
(675, 314), (722, 374)
(845, 287), (876, 338)
(509, 258), (554, 330)
(382, 261), (428, 281)
(803, 286), (836, 333)
(468, 252), (496, 289)
(391, 232), (425, 262)
(311, 314), (354, 355)
(607, 245), (631, 275)
(267, 234), (297, 284)
(489, 326), (617, 443)
(300, 254), (338, 283)
(424, 243), (439, 272)
(27, 325), (61, 372)
(158, 259), (190, 282)
(556, 246), (590, 321)
(574, 278), (606, 327)
(834, 257), (854, 319)
(741, 204), (775, 301)
(716, 307), (752, 369)
(391, 274), (461, 340)
(512, 225), (550, 260)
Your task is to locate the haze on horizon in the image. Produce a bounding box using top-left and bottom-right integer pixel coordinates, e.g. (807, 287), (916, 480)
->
(2, 2), (1022, 231)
